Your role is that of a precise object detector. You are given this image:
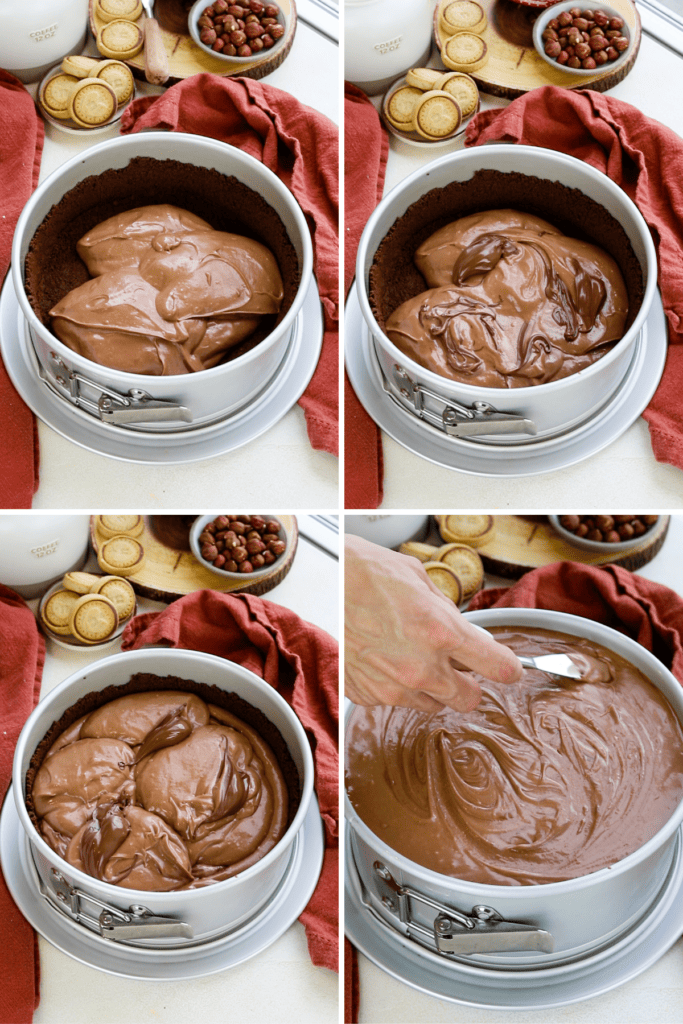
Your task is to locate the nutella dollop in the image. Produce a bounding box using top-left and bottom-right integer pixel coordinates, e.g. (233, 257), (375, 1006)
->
(49, 205), (284, 376)
(345, 628), (683, 885)
(385, 210), (629, 388)
(32, 690), (289, 890)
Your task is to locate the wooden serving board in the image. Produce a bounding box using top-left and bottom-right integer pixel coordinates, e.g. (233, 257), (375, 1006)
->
(472, 515), (670, 579)
(90, 514), (298, 602)
(434, 0), (640, 99)
(89, 0), (297, 85)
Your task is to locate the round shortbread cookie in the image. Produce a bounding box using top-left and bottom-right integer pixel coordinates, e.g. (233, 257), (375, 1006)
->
(98, 535), (146, 576)
(68, 79), (117, 127)
(436, 543), (484, 600)
(62, 571), (103, 594)
(433, 71), (479, 118)
(385, 85), (422, 129)
(412, 91), (462, 139)
(97, 19), (144, 59)
(61, 55), (101, 79)
(89, 60), (135, 105)
(96, 0), (143, 23)
(440, 1), (487, 36)
(439, 515), (495, 547)
(422, 561), (463, 604)
(40, 74), (78, 120)
(69, 594), (119, 644)
(41, 589), (80, 635)
(442, 31), (489, 72)
(398, 541), (439, 563)
(96, 514), (144, 539)
(93, 576), (136, 620)
(405, 68), (444, 91)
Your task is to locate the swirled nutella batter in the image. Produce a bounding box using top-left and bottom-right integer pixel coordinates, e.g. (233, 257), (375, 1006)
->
(345, 628), (683, 885)
(49, 205), (284, 376)
(385, 211), (629, 388)
(32, 690), (289, 890)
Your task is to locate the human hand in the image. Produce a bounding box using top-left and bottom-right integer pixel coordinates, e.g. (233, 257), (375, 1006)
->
(345, 534), (522, 713)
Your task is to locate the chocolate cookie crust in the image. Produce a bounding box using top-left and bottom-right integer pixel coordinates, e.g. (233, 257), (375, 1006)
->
(24, 157), (301, 365)
(25, 672), (301, 835)
(369, 169), (643, 335)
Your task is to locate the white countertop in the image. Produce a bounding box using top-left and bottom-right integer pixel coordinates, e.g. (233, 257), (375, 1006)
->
(354, 9), (683, 510)
(20, 22), (339, 508)
(353, 512), (683, 1023)
(9, 515), (339, 1024)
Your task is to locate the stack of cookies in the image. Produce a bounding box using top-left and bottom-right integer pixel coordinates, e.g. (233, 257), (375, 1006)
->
(94, 515), (147, 577)
(40, 571), (136, 646)
(94, 0), (145, 59)
(398, 515), (495, 605)
(383, 68), (479, 142)
(38, 54), (135, 129)
(438, 0), (490, 74)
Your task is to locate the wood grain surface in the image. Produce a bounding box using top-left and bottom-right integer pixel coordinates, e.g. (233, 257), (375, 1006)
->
(472, 514), (669, 579)
(89, 0), (297, 85)
(434, 0), (640, 98)
(90, 515), (298, 602)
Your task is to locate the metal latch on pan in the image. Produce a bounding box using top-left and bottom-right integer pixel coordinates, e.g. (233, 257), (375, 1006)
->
(389, 364), (537, 438)
(372, 862), (554, 955)
(45, 354), (193, 424)
(46, 870), (194, 941)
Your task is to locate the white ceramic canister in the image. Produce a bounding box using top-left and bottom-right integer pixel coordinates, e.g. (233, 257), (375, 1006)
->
(346, 608), (683, 968)
(13, 648), (315, 949)
(11, 133), (313, 433)
(0, 514), (90, 598)
(345, 0), (434, 95)
(0, 0), (89, 83)
(355, 145), (658, 443)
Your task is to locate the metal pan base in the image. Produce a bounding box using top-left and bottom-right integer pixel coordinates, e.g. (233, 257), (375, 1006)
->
(345, 827), (683, 1010)
(345, 287), (667, 478)
(1, 786), (324, 980)
(0, 275), (323, 465)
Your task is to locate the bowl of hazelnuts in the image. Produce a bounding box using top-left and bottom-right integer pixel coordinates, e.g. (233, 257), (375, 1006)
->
(549, 514), (660, 553)
(188, 0), (287, 62)
(532, 2), (632, 77)
(190, 514), (289, 578)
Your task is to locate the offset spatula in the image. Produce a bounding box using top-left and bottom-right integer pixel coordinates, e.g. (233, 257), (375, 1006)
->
(473, 625), (583, 682)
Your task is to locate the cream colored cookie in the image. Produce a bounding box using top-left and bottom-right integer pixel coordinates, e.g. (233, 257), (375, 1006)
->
(442, 31), (489, 72)
(433, 71), (479, 118)
(69, 594), (119, 644)
(61, 55), (101, 79)
(98, 535), (146, 576)
(41, 589), (80, 635)
(89, 59), (135, 105)
(422, 562), (463, 604)
(62, 571), (103, 594)
(68, 79), (117, 128)
(412, 90), (462, 140)
(440, 1), (487, 36)
(92, 576), (136, 620)
(436, 543), (484, 601)
(384, 85), (422, 130)
(95, 0), (143, 23)
(96, 514), (144, 539)
(405, 68), (444, 92)
(97, 19), (144, 59)
(398, 541), (439, 563)
(40, 73), (78, 120)
(439, 515), (495, 547)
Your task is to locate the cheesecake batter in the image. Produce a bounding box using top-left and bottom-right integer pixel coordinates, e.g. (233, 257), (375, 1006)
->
(32, 690), (289, 890)
(49, 205), (284, 376)
(345, 627), (683, 884)
(385, 210), (629, 388)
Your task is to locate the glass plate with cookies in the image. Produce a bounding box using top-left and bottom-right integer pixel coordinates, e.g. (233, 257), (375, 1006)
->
(37, 55), (136, 135)
(38, 571), (137, 650)
(381, 70), (480, 148)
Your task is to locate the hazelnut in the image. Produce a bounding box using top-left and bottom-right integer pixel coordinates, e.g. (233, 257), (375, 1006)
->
(560, 515), (581, 530)
(214, 553), (226, 567)
(225, 559), (239, 572)
(613, 35), (629, 51)
(545, 40), (562, 57)
(240, 560), (254, 573)
(251, 554), (265, 568)
(201, 544), (218, 560)
(233, 546), (249, 562)
(558, 10), (573, 26)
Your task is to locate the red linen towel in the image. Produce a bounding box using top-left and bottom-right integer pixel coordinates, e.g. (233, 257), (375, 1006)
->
(344, 83), (388, 509)
(0, 585), (45, 1023)
(468, 560), (683, 681)
(121, 74), (339, 455)
(0, 72), (44, 508)
(465, 86), (683, 471)
(121, 588), (340, 971)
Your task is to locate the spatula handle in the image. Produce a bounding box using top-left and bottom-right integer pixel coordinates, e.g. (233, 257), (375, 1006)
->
(144, 17), (169, 85)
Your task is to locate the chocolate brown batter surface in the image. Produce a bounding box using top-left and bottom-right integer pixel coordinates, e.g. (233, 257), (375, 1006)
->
(346, 627), (683, 885)
(30, 681), (293, 891)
